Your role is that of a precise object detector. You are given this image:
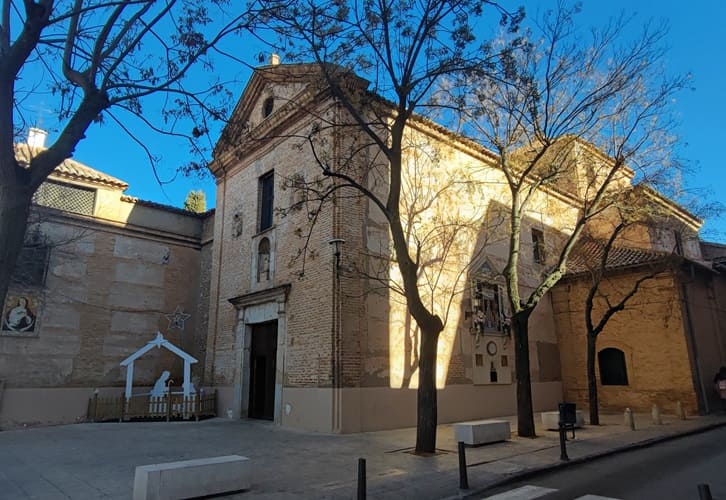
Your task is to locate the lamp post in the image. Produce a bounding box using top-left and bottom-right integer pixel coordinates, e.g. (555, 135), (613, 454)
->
(328, 238), (345, 432)
(328, 238), (346, 270)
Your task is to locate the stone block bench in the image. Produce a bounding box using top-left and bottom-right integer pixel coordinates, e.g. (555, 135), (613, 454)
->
(133, 455), (250, 500)
(453, 419), (511, 446)
(541, 410), (585, 430)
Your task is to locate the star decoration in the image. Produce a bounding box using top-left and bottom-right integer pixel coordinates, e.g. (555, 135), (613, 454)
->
(165, 306), (191, 331)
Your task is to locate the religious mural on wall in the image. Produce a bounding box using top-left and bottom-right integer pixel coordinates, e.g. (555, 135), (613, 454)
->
(473, 282), (501, 333)
(471, 280), (511, 337)
(2, 293), (40, 334)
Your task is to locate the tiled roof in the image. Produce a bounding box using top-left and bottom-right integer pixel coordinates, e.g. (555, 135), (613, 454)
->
(120, 195), (214, 218)
(566, 239), (672, 276)
(15, 143), (128, 190)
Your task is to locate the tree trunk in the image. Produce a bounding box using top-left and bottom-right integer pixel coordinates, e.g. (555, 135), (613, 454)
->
(0, 182), (33, 306)
(587, 332), (599, 425)
(415, 324), (440, 454)
(513, 310), (536, 437)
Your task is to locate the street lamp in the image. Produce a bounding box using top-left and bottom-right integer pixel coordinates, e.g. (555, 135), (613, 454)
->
(328, 238), (346, 270)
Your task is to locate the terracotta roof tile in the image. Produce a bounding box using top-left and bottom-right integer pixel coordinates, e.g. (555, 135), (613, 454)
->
(566, 239), (671, 276)
(15, 143), (128, 189)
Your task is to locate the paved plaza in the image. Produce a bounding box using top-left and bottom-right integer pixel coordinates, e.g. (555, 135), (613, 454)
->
(1, 411), (724, 499)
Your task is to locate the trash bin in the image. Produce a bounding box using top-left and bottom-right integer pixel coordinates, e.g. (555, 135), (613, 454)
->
(558, 402), (577, 426)
(558, 402), (577, 439)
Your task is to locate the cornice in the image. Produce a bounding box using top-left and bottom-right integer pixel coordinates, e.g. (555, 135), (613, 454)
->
(228, 284), (292, 309)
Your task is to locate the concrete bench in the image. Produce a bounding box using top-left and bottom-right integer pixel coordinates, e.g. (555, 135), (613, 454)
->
(453, 419), (511, 446)
(133, 455), (250, 500)
(541, 410), (585, 430)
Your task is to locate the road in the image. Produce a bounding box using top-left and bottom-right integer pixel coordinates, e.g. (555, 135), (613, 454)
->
(482, 425), (726, 500)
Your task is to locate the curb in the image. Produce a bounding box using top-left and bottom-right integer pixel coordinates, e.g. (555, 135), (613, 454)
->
(454, 419), (726, 499)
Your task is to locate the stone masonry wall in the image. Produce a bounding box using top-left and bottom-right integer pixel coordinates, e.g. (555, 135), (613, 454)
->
(0, 209), (204, 390)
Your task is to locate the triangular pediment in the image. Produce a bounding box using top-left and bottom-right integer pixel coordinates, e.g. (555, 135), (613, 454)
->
(472, 256), (502, 281)
(230, 65), (319, 131)
(211, 63), (370, 174)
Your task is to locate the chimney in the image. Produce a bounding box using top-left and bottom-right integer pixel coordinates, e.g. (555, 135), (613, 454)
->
(27, 127), (48, 148)
(269, 53), (280, 66)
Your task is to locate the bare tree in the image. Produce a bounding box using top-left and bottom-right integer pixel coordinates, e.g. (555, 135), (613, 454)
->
(257, 0), (523, 454)
(0, 0), (259, 307)
(576, 185), (717, 424)
(459, 4), (687, 436)
(571, 202), (673, 425)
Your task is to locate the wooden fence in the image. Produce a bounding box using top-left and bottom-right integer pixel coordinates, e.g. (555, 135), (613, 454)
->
(87, 390), (217, 422)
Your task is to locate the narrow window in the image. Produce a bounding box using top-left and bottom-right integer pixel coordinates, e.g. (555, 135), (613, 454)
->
(674, 230), (683, 255)
(259, 171), (274, 231)
(262, 97), (274, 118)
(598, 348), (629, 385)
(532, 228), (545, 264)
(257, 237), (270, 282)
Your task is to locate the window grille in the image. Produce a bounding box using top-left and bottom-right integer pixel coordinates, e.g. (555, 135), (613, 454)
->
(33, 180), (96, 216)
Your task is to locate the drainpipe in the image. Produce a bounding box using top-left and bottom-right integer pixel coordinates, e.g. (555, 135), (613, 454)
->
(330, 98), (343, 434)
(678, 265), (709, 414)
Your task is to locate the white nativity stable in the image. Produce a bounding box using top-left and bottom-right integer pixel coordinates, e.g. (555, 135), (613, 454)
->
(121, 332), (198, 399)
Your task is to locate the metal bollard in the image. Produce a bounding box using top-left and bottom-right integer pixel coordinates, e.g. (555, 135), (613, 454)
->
(676, 401), (686, 420)
(651, 404), (662, 425)
(624, 408), (635, 430)
(458, 441), (469, 490)
(698, 483), (713, 500)
(558, 423), (569, 461)
(357, 458), (366, 500)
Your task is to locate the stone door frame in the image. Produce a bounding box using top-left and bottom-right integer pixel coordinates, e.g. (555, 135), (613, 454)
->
(229, 284), (290, 424)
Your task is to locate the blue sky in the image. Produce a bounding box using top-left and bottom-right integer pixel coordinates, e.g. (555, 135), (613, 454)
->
(62, 1), (726, 241)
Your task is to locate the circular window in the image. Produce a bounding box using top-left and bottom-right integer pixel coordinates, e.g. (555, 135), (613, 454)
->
(486, 341), (498, 356)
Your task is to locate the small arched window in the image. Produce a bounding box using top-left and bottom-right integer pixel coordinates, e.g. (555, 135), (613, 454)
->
(262, 97), (274, 118)
(598, 348), (629, 385)
(257, 237), (270, 282)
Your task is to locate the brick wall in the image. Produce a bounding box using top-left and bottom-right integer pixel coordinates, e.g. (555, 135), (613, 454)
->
(551, 270), (698, 414)
(206, 98), (339, 388)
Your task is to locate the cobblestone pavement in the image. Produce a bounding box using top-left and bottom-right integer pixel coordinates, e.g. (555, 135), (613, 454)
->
(1, 411), (724, 499)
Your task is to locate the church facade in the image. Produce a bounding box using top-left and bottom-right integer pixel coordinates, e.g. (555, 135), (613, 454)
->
(201, 62), (724, 432)
(2, 63), (725, 431)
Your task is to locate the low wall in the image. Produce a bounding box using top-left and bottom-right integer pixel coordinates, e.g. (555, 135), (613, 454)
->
(0, 386), (221, 429)
(347, 381), (563, 433)
(213, 381), (564, 434)
(0, 387), (129, 429)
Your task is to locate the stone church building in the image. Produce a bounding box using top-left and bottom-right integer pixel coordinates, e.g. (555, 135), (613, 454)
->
(2, 63), (725, 431)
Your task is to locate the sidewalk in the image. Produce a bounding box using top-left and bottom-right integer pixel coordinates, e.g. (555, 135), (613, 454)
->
(0, 411), (724, 499)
